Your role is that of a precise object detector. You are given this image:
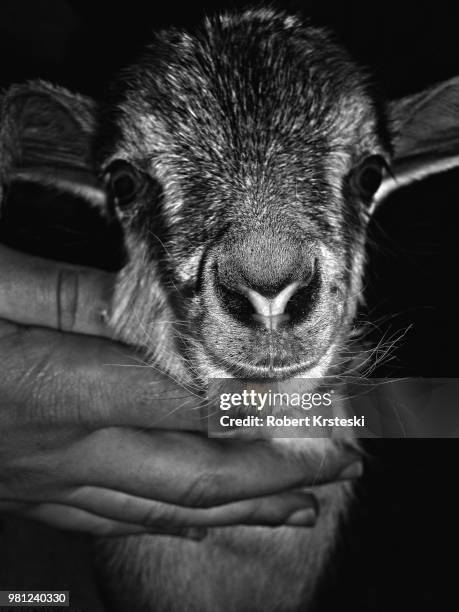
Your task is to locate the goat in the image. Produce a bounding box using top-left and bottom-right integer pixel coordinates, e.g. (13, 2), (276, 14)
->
(1, 8), (458, 612)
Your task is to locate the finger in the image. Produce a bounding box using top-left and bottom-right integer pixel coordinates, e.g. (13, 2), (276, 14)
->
(0, 244), (115, 337)
(60, 487), (319, 527)
(0, 323), (205, 432)
(67, 428), (362, 507)
(0, 501), (205, 539)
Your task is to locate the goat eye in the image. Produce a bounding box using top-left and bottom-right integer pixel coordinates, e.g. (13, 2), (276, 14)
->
(352, 155), (386, 200)
(105, 160), (144, 207)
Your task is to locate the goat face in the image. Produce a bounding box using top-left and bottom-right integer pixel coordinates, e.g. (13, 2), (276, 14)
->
(2, 8), (458, 388)
(101, 10), (390, 383)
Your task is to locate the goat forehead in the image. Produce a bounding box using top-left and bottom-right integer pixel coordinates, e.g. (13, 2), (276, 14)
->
(116, 12), (380, 162)
(120, 78), (375, 163)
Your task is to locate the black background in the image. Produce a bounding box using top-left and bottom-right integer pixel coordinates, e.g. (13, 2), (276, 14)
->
(0, 1), (458, 610)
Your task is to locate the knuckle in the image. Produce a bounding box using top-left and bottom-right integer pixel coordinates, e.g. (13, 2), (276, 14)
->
(57, 269), (79, 332)
(243, 497), (268, 524)
(57, 267), (113, 335)
(181, 471), (226, 508)
(141, 503), (174, 528)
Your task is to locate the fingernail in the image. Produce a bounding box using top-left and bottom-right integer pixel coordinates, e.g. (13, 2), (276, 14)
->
(337, 461), (363, 481)
(148, 527), (208, 541)
(285, 507), (318, 527)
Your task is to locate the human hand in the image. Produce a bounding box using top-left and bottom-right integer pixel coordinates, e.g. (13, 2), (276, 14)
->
(0, 244), (362, 539)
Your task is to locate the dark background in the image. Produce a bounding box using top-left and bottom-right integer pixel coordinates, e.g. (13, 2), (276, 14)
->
(0, 1), (458, 610)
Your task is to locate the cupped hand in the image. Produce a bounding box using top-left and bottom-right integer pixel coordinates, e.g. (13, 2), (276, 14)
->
(0, 244), (362, 539)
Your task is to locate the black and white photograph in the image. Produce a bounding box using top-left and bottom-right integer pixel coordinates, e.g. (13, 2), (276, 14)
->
(0, 1), (458, 611)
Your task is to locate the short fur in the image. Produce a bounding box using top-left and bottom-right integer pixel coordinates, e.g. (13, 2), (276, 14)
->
(3, 7), (459, 612)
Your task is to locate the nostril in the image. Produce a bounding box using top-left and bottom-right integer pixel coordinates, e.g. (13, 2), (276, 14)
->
(284, 261), (320, 323)
(215, 258), (320, 328)
(216, 282), (256, 325)
(285, 273), (320, 324)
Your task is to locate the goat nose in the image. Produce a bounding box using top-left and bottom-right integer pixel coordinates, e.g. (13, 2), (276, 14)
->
(215, 251), (318, 329)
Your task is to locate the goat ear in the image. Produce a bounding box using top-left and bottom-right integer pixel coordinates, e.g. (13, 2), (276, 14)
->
(0, 80), (106, 210)
(373, 76), (459, 207)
